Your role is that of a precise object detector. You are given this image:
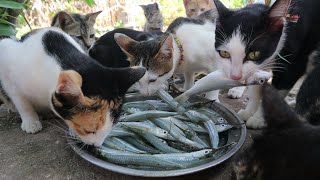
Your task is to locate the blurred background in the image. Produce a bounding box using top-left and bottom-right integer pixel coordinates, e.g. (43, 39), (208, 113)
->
(0, 0), (274, 38)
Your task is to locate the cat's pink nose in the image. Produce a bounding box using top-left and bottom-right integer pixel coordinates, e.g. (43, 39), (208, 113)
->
(231, 74), (242, 80)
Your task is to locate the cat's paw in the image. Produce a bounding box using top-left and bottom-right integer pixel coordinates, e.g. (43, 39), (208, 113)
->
(21, 120), (42, 133)
(228, 87), (245, 99)
(237, 109), (253, 121)
(245, 111), (266, 129)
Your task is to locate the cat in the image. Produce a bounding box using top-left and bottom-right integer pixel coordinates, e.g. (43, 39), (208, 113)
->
(295, 51), (320, 125)
(0, 27), (146, 146)
(51, 10), (101, 52)
(140, 3), (164, 32)
(233, 84), (320, 180)
(89, 28), (163, 68)
(113, 10), (223, 99)
(183, 0), (215, 18)
(179, 0), (319, 129)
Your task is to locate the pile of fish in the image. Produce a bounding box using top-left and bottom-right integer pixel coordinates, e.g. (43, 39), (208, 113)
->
(90, 89), (235, 170)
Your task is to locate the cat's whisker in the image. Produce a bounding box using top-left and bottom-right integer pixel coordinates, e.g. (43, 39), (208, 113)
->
(248, 31), (267, 48)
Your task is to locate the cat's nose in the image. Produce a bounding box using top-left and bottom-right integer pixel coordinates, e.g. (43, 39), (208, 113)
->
(231, 74), (242, 80)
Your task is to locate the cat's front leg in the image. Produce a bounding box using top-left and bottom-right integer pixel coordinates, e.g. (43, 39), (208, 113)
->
(228, 87), (246, 99)
(10, 95), (42, 133)
(181, 72), (194, 92)
(238, 85), (262, 121)
(245, 103), (266, 129)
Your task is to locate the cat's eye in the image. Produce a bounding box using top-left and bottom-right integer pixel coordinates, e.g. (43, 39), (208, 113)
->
(90, 34), (95, 38)
(149, 79), (157, 83)
(219, 50), (231, 59)
(201, 8), (205, 11)
(84, 130), (95, 134)
(247, 51), (261, 61)
(76, 36), (83, 40)
(190, 9), (196, 12)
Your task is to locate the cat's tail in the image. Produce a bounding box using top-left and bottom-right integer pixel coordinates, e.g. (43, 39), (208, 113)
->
(261, 84), (302, 129)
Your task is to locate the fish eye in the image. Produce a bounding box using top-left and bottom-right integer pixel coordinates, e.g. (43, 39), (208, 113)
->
(219, 118), (224, 121)
(163, 131), (168, 134)
(247, 51), (261, 60)
(90, 34), (95, 38)
(218, 50), (231, 59)
(205, 150), (209, 154)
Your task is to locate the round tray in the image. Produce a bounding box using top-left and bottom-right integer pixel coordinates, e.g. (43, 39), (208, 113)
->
(68, 94), (246, 177)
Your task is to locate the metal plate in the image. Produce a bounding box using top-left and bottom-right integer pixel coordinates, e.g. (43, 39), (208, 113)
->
(68, 94), (246, 177)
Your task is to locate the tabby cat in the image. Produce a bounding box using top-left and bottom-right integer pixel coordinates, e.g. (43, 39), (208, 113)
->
(183, 0), (215, 17)
(233, 84), (320, 180)
(51, 11), (101, 52)
(140, 3), (164, 32)
(0, 27), (146, 146)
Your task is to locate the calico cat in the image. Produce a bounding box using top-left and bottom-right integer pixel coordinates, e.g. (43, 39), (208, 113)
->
(0, 27), (146, 146)
(89, 28), (163, 68)
(232, 84), (320, 180)
(183, 0), (215, 17)
(140, 3), (164, 32)
(113, 10), (221, 99)
(51, 11), (101, 52)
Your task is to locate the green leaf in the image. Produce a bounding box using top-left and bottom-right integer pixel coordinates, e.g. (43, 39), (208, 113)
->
(0, 0), (25, 9)
(83, 0), (95, 7)
(0, 23), (16, 36)
(0, 19), (16, 27)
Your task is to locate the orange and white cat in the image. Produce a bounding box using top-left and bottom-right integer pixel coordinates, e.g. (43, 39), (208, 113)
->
(183, 0), (214, 17)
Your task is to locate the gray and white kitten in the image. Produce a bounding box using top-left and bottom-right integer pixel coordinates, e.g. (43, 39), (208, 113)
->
(140, 3), (164, 32)
(51, 11), (101, 52)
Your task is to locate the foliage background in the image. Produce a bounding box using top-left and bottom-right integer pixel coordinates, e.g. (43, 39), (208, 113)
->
(1, 0), (270, 38)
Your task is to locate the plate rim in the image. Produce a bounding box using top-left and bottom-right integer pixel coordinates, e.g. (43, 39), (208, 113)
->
(68, 99), (247, 177)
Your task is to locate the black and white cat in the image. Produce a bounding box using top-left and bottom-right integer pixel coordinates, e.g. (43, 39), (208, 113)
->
(233, 84), (320, 180)
(178, 0), (320, 128)
(0, 27), (146, 146)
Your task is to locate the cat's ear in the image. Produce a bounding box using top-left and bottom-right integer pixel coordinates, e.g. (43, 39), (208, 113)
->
(262, 84), (301, 129)
(86, 11), (102, 24)
(183, 0), (191, 6)
(213, 0), (231, 17)
(114, 33), (138, 60)
(268, 0), (291, 31)
(111, 67), (146, 95)
(140, 5), (146, 11)
(54, 70), (83, 108)
(153, 2), (159, 10)
(52, 11), (76, 30)
(156, 34), (173, 59)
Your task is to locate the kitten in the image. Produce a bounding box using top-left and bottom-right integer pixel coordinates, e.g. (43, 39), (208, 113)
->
(114, 10), (222, 99)
(51, 11), (101, 52)
(0, 27), (146, 146)
(89, 28), (163, 68)
(233, 84), (320, 180)
(183, 0), (215, 17)
(140, 3), (164, 32)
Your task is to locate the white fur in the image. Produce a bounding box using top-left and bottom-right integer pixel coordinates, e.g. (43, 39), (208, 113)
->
(138, 21), (220, 100)
(0, 27), (112, 146)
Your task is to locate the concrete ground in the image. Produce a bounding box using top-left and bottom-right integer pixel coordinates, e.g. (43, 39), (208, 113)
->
(0, 92), (255, 180)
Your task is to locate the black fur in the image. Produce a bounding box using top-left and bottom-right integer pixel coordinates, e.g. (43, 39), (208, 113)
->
(43, 30), (146, 118)
(233, 84), (320, 180)
(89, 28), (162, 68)
(296, 54), (320, 125)
(271, 0), (320, 90)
